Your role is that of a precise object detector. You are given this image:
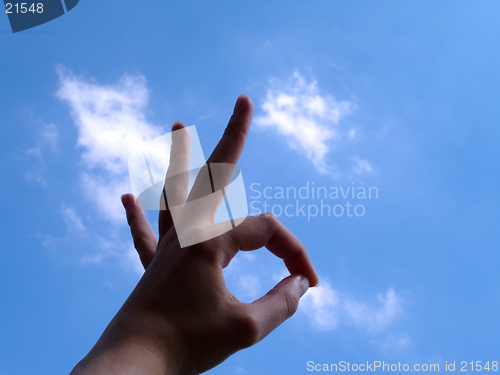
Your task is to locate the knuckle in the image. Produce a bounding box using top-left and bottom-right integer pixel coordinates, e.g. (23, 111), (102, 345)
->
(267, 287), (299, 319)
(224, 120), (248, 140)
(261, 211), (277, 222)
(282, 290), (300, 318)
(126, 211), (136, 226)
(185, 234), (222, 262)
(259, 212), (280, 227)
(231, 313), (260, 349)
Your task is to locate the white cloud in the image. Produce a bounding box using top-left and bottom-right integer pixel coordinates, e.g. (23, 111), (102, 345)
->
(61, 205), (85, 233)
(255, 71), (352, 174)
(227, 264), (406, 348)
(351, 156), (373, 175)
(343, 287), (402, 332)
(56, 66), (164, 223)
(348, 129), (357, 140)
(300, 280), (341, 330)
(51, 67), (171, 270)
(228, 266), (404, 339)
(300, 279), (404, 335)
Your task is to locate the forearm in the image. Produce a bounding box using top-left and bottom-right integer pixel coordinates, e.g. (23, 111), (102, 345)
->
(71, 341), (168, 375)
(70, 309), (184, 375)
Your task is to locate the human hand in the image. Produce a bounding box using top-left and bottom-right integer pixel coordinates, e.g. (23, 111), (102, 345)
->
(71, 94), (319, 375)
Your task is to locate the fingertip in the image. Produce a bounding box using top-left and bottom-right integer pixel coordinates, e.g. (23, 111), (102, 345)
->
(121, 194), (137, 210)
(245, 95), (254, 108)
(299, 275), (310, 297)
(233, 93), (252, 114)
(308, 269), (320, 287)
(121, 194), (129, 209)
(308, 274), (320, 288)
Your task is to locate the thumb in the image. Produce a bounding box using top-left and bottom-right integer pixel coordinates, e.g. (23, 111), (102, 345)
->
(246, 274), (310, 343)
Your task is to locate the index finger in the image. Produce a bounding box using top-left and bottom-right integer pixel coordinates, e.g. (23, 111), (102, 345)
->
(216, 213), (319, 287)
(158, 121), (191, 242)
(207, 93), (254, 165)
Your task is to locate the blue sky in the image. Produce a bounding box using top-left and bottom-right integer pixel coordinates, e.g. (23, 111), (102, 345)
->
(1, 1), (500, 374)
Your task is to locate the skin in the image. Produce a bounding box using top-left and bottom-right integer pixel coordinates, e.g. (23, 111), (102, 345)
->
(70, 94), (319, 375)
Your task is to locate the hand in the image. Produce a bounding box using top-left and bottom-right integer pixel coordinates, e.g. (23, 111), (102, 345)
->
(71, 94), (319, 375)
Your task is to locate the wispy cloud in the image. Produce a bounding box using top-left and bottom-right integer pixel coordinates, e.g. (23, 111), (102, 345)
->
(23, 123), (59, 185)
(25, 122), (59, 158)
(39, 205), (86, 254)
(351, 155), (373, 175)
(300, 279), (405, 337)
(237, 267), (405, 345)
(237, 274), (262, 301)
(255, 71), (352, 174)
(226, 261), (407, 350)
(372, 333), (411, 353)
(223, 252), (264, 303)
(40, 122), (59, 152)
(343, 287), (402, 332)
(234, 366), (248, 375)
(61, 205), (85, 233)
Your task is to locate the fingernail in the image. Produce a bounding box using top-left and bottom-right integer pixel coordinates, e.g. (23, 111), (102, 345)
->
(233, 93), (247, 114)
(299, 276), (310, 297)
(172, 119), (182, 131)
